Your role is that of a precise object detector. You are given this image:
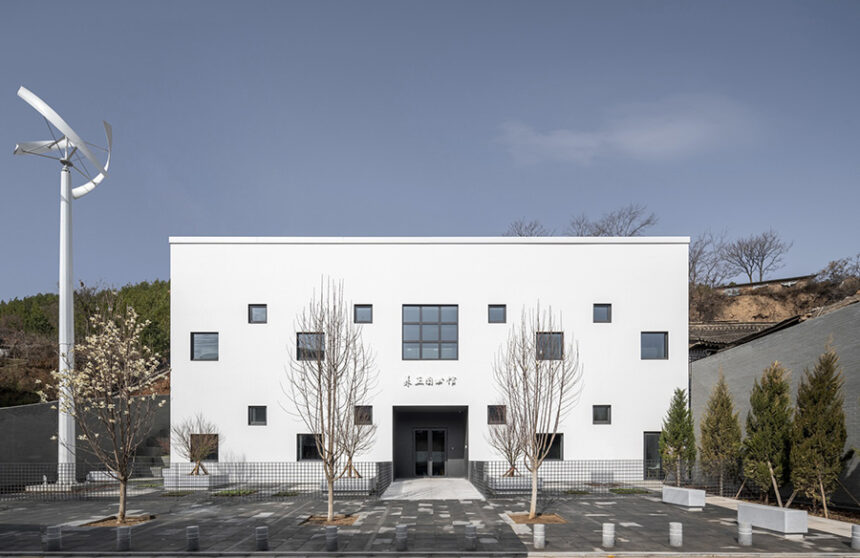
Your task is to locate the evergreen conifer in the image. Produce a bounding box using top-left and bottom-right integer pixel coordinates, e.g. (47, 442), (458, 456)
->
(700, 371), (742, 496)
(659, 388), (696, 487)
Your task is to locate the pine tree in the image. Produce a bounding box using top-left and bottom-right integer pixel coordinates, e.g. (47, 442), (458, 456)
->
(700, 372), (742, 496)
(659, 388), (696, 487)
(743, 362), (792, 505)
(790, 347), (846, 518)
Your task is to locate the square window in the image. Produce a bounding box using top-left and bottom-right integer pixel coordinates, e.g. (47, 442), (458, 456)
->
(487, 405), (506, 425)
(248, 304), (267, 324)
(191, 332), (219, 361)
(593, 405), (611, 425)
(354, 305), (373, 324)
(190, 433), (219, 461)
(536, 332), (563, 360)
(248, 406), (267, 425)
(297, 434), (322, 460)
(641, 332), (669, 360)
(488, 305), (506, 324)
(593, 304), (611, 323)
(354, 405), (372, 425)
(402, 305), (458, 360)
(540, 433), (563, 460)
(297, 332), (325, 361)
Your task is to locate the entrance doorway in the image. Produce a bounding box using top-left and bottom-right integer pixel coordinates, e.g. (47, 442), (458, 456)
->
(414, 429), (446, 476)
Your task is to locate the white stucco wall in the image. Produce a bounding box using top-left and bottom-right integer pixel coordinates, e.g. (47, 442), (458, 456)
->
(169, 237), (688, 464)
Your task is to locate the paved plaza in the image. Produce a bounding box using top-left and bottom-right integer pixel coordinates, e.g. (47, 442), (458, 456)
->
(0, 485), (857, 556)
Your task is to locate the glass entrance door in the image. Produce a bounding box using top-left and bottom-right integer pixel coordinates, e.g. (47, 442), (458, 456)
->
(414, 429), (446, 476)
(643, 431), (663, 479)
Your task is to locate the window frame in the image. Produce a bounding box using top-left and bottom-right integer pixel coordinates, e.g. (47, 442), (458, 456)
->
(248, 405), (267, 426)
(296, 332), (325, 361)
(488, 304), (507, 324)
(401, 304), (459, 361)
(354, 304), (373, 324)
(536, 332), (564, 361)
(248, 304), (268, 324)
(190, 332), (219, 361)
(539, 433), (563, 460)
(354, 405), (373, 425)
(592, 405), (612, 425)
(641, 331), (669, 360)
(487, 405), (507, 425)
(593, 303), (612, 323)
(297, 433), (322, 461)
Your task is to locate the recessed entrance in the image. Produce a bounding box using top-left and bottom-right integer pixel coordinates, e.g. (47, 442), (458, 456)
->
(393, 406), (467, 479)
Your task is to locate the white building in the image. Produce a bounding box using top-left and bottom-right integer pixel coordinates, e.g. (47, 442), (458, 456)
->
(169, 236), (688, 479)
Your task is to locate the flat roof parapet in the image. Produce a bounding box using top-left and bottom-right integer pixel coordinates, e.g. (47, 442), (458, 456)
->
(169, 236), (690, 246)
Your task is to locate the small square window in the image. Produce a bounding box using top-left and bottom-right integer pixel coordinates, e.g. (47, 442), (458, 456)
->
(539, 433), (563, 460)
(190, 434), (219, 461)
(641, 332), (669, 360)
(488, 305), (506, 324)
(593, 304), (612, 323)
(487, 405), (506, 425)
(354, 405), (372, 425)
(191, 332), (219, 361)
(536, 332), (563, 360)
(297, 332), (325, 361)
(297, 434), (322, 460)
(248, 304), (267, 324)
(593, 405), (611, 425)
(248, 406), (267, 426)
(354, 305), (373, 324)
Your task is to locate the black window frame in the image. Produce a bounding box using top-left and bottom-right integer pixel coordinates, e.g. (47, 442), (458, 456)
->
(354, 304), (373, 324)
(354, 405), (373, 425)
(190, 433), (219, 462)
(641, 331), (669, 360)
(248, 304), (268, 324)
(401, 305), (459, 360)
(248, 405), (267, 426)
(488, 304), (507, 324)
(190, 332), (219, 361)
(487, 405), (507, 425)
(593, 303), (612, 323)
(536, 332), (564, 361)
(297, 433), (322, 461)
(539, 433), (563, 460)
(593, 405), (612, 425)
(297, 332), (325, 361)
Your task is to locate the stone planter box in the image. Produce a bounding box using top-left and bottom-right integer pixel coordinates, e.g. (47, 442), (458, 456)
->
(737, 502), (807, 536)
(487, 476), (543, 494)
(662, 486), (706, 509)
(162, 468), (229, 490)
(319, 476), (377, 495)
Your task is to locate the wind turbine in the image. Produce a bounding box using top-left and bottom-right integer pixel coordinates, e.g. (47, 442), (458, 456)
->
(14, 86), (112, 485)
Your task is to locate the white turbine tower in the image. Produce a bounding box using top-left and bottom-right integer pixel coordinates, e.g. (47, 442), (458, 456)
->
(14, 86), (112, 485)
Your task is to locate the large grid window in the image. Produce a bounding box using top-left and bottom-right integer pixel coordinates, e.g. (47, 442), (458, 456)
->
(191, 332), (219, 361)
(402, 305), (458, 360)
(297, 332), (325, 361)
(536, 332), (563, 360)
(297, 434), (322, 461)
(641, 332), (669, 360)
(248, 406), (267, 426)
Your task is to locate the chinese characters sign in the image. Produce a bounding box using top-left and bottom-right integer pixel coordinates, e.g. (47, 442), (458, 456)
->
(403, 376), (457, 387)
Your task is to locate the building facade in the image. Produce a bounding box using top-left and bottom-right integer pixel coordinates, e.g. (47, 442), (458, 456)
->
(170, 237), (689, 478)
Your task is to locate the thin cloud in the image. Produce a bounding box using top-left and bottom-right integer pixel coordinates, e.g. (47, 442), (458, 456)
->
(498, 95), (758, 164)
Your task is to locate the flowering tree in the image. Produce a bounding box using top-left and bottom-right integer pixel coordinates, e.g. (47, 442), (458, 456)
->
(39, 305), (164, 523)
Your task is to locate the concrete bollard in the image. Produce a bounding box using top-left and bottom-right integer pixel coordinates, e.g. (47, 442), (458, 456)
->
(738, 522), (752, 547)
(395, 524), (408, 551)
(116, 526), (131, 551)
(602, 522), (615, 548)
(465, 524), (477, 551)
(325, 525), (338, 552)
(533, 523), (546, 550)
(255, 526), (268, 551)
(45, 525), (62, 551)
(852, 524), (860, 550)
(186, 525), (200, 551)
(668, 522), (682, 548)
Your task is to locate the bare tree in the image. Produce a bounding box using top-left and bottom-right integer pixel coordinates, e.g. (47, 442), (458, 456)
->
(171, 413), (221, 475)
(494, 307), (582, 519)
(504, 219), (552, 237)
(567, 203), (658, 237)
(722, 229), (792, 283)
(689, 230), (730, 286)
(39, 305), (165, 523)
(487, 404), (522, 477)
(339, 392), (378, 478)
(285, 279), (376, 521)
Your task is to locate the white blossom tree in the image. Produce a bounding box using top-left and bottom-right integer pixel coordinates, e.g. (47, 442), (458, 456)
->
(494, 307), (582, 519)
(39, 305), (164, 523)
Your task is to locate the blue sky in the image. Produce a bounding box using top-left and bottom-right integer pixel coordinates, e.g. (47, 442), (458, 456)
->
(1, 1), (858, 300)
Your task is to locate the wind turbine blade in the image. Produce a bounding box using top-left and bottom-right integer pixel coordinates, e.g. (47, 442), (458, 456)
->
(72, 121), (112, 199)
(14, 138), (74, 156)
(17, 86), (107, 176)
